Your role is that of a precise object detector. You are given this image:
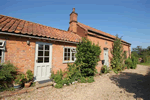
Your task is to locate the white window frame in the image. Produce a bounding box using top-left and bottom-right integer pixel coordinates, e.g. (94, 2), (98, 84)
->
(0, 40), (5, 63)
(63, 47), (76, 63)
(0, 40), (5, 47)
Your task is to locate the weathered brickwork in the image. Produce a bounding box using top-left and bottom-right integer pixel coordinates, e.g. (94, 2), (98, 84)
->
(0, 35), (76, 74)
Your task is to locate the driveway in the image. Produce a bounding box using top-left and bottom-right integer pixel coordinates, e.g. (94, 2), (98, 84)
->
(6, 65), (150, 100)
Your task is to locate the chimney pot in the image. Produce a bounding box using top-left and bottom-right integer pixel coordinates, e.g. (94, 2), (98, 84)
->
(73, 8), (75, 12)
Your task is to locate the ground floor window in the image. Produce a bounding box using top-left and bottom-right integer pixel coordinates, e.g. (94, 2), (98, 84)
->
(63, 47), (76, 63)
(0, 40), (5, 63)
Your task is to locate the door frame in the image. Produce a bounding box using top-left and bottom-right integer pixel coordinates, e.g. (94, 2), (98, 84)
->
(34, 41), (52, 82)
(103, 48), (109, 67)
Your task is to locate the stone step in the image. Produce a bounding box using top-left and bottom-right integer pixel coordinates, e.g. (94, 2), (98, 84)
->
(36, 81), (53, 89)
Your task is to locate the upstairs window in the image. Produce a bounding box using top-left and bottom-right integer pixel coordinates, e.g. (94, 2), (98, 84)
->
(0, 40), (5, 63)
(63, 47), (76, 63)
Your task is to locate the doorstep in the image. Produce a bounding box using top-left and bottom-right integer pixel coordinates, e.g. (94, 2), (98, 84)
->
(36, 79), (53, 89)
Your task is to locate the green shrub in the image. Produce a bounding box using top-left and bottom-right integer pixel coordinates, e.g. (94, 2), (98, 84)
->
(14, 74), (25, 85)
(26, 70), (33, 82)
(79, 77), (87, 83)
(65, 64), (81, 84)
(75, 38), (101, 77)
(0, 62), (17, 90)
(101, 65), (109, 74)
(87, 76), (94, 83)
(125, 58), (132, 69)
(111, 35), (124, 73)
(54, 84), (63, 88)
(131, 54), (138, 69)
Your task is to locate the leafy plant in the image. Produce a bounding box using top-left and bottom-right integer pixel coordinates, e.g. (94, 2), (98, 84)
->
(111, 35), (124, 73)
(125, 58), (132, 69)
(87, 76), (94, 83)
(54, 83), (63, 88)
(0, 62), (17, 91)
(14, 74), (25, 85)
(26, 70), (33, 82)
(79, 77), (87, 83)
(101, 65), (109, 74)
(75, 38), (101, 77)
(131, 54), (138, 69)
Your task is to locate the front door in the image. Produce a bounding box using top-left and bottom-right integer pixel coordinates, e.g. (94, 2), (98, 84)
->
(104, 48), (109, 67)
(34, 42), (52, 81)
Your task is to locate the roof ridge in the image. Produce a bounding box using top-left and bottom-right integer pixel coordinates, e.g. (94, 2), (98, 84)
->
(78, 22), (113, 36)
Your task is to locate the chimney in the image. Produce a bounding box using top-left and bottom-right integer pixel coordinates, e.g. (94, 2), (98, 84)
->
(69, 8), (78, 33)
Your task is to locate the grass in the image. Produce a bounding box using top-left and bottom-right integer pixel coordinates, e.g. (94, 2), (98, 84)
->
(138, 63), (150, 66)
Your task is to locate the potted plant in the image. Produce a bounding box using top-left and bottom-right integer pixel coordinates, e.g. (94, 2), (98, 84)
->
(23, 70), (33, 88)
(13, 74), (24, 89)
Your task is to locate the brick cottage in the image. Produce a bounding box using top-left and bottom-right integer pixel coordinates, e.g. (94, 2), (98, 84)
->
(0, 8), (131, 82)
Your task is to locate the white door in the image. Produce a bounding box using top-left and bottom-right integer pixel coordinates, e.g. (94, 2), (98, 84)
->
(34, 42), (52, 81)
(104, 48), (109, 67)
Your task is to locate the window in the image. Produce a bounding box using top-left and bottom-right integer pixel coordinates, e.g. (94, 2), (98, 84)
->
(63, 47), (76, 63)
(0, 40), (5, 63)
(37, 44), (50, 63)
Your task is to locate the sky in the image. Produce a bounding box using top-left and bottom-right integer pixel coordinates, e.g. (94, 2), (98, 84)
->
(0, 0), (150, 50)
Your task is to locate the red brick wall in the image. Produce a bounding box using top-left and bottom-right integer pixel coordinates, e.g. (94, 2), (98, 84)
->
(87, 34), (131, 73)
(0, 35), (76, 74)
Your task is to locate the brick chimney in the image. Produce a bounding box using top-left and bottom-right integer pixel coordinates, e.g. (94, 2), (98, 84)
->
(69, 8), (78, 33)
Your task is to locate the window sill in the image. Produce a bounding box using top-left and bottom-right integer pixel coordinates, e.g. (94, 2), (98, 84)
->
(63, 61), (75, 64)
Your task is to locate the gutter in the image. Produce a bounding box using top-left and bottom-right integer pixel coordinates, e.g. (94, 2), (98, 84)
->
(0, 32), (79, 44)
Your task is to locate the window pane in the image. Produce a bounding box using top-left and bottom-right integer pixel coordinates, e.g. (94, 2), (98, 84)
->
(38, 57), (43, 63)
(64, 57), (67, 61)
(0, 42), (2, 46)
(38, 51), (43, 56)
(45, 45), (49, 50)
(68, 53), (70, 57)
(44, 57), (49, 63)
(45, 51), (49, 56)
(65, 48), (67, 52)
(72, 57), (74, 61)
(65, 53), (67, 56)
(68, 48), (70, 53)
(38, 44), (43, 50)
(72, 53), (75, 56)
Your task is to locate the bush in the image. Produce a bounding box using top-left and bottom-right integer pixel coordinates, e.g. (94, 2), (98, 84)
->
(75, 38), (101, 77)
(14, 74), (25, 85)
(131, 54), (138, 69)
(79, 77), (87, 83)
(111, 35), (124, 73)
(54, 84), (63, 88)
(65, 64), (81, 84)
(125, 58), (132, 69)
(87, 76), (94, 83)
(26, 70), (34, 82)
(0, 62), (17, 91)
(101, 65), (109, 74)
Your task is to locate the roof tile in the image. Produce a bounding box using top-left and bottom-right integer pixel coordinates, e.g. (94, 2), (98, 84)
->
(0, 15), (81, 42)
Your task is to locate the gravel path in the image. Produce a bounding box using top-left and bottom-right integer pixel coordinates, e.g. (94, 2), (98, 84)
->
(6, 65), (150, 100)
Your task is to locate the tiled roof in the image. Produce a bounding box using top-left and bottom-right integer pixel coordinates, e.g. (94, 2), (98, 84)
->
(78, 22), (116, 38)
(0, 15), (81, 43)
(78, 22), (130, 44)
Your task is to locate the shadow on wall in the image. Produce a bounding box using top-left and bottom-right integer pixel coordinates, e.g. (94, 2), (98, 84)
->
(109, 68), (150, 100)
